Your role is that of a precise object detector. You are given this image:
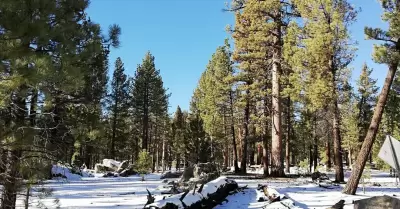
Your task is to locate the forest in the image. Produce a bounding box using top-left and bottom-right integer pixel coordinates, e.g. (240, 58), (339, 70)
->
(1, 0), (400, 208)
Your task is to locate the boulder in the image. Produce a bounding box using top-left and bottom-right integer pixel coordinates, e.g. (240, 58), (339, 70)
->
(179, 166), (195, 182)
(117, 160), (130, 172)
(193, 163), (219, 179)
(119, 165), (137, 177)
(178, 163), (220, 185)
(353, 196), (400, 209)
(102, 159), (121, 170)
(161, 171), (183, 179)
(95, 163), (114, 173)
(311, 171), (329, 181)
(102, 172), (118, 178)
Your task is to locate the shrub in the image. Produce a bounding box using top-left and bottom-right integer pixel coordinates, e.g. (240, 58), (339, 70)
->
(137, 150), (152, 174)
(299, 159), (310, 174)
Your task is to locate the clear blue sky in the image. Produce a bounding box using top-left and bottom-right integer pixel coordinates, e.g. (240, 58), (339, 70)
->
(87, 0), (388, 113)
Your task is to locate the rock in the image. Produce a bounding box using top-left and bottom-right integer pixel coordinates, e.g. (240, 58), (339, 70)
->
(178, 163), (219, 184)
(161, 171), (183, 179)
(328, 200), (345, 209)
(353, 195), (400, 209)
(179, 166), (195, 182)
(192, 163), (219, 184)
(95, 163), (114, 173)
(119, 165), (137, 177)
(311, 171), (329, 181)
(117, 160), (130, 172)
(102, 172), (115, 178)
(102, 159), (121, 170)
(193, 163), (219, 179)
(373, 182), (382, 187)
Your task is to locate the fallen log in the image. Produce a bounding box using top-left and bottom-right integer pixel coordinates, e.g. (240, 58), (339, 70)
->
(145, 177), (238, 209)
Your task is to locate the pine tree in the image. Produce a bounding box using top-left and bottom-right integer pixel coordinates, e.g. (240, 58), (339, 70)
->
(107, 57), (129, 159)
(0, 0), (120, 207)
(172, 106), (186, 169)
(191, 41), (240, 171)
(131, 52), (169, 155)
(356, 64), (379, 148)
(286, 0), (356, 182)
(343, 0), (400, 195)
(231, 0), (271, 175)
(186, 101), (211, 164)
(231, 0), (298, 177)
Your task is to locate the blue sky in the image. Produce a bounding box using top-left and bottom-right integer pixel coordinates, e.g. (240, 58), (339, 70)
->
(87, 0), (388, 113)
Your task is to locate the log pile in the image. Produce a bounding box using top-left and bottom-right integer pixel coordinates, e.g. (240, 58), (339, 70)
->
(145, 177), (238, 209)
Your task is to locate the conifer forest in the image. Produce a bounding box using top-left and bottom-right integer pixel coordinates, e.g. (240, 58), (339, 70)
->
(1, 0), (400, 208)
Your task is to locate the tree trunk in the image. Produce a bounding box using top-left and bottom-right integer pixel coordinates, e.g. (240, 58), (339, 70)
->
(348, 148), (352, 169)
(313, 138), (318, 172)
(176, 155), (180, 171)
(111, 87), (119, 159)
(249, 142), (255, 165)
(230, 91), (239, 173)
(333, 96), (344, 182)
(309, 145), (313, 174)
(257, 143), (261, 165)
(343, 63), (398, 195)
(155, 143), (159, 173)
(162, 136), (166, 172)
(1, 150), (21, 209)
(313, 115), (318, 172)
(285, 97), (291, 174)
(240, 92), (250, 174)
(263, 133), (269, 177)
(270, 22), (284, 177)
(223, 114), (229, 169)
(326, 139), (331, 169)
(142, 86), (149, 151)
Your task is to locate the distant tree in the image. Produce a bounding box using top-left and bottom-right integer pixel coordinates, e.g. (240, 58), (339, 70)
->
(131, 52), (169, 154)
(107, 57), (129, 159)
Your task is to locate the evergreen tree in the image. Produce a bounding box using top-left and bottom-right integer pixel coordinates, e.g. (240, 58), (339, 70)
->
(231, 0), (271, 175)
(131, 52), (169, 154)
(286, 0), (356, 182)
(191, 41), (239, 171)
(344, 0), (400, 194)
(171, 106), (186, 169)
(356, 64), (379, 147)
(107, 57), (129, 159)
(0, 0), (120, 207)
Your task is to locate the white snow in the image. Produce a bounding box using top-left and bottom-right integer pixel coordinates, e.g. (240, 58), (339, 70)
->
(19, 168), (400, 209)
(51, 164), (93, 180)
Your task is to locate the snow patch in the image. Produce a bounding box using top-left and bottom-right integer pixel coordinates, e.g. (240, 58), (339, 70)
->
(51, 164), (93, 180)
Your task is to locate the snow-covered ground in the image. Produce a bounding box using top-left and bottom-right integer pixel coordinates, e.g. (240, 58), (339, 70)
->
(22, 169), (400, 209)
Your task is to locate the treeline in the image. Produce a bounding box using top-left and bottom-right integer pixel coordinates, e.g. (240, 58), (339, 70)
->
(1, 0), (400, 207)
(176, 0), (400, 195)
